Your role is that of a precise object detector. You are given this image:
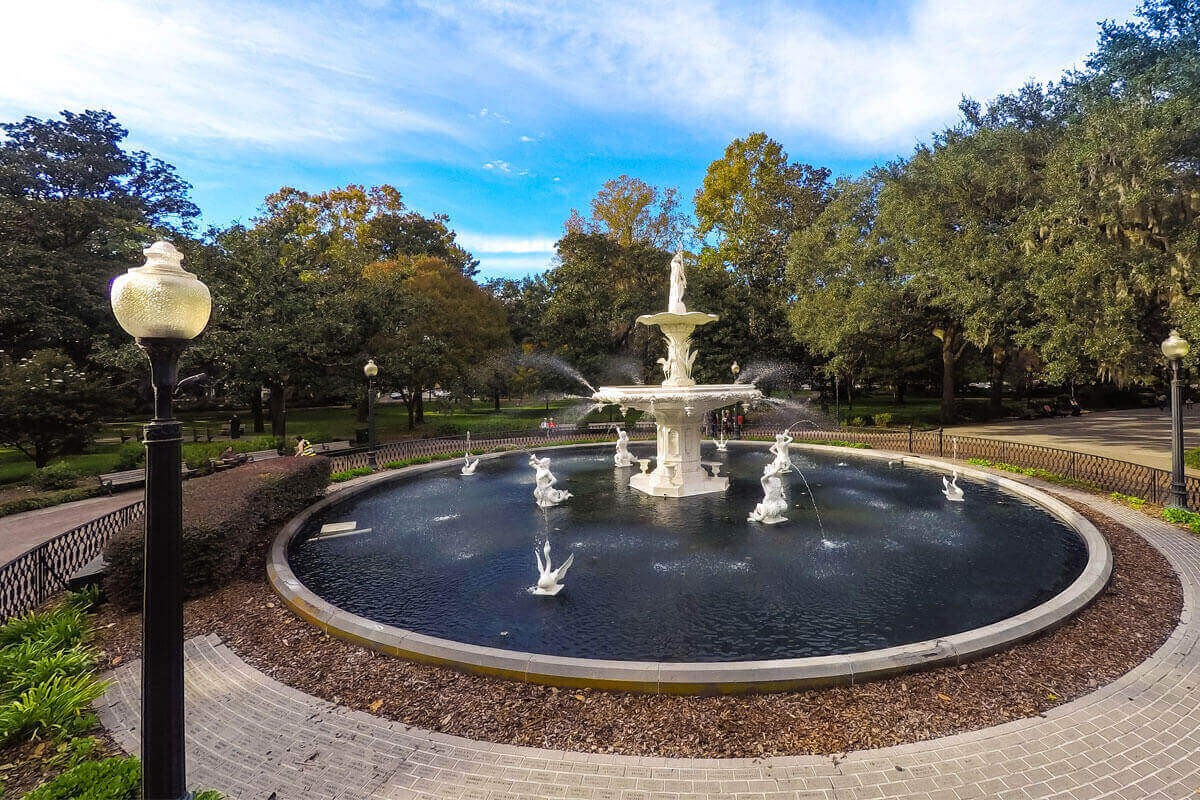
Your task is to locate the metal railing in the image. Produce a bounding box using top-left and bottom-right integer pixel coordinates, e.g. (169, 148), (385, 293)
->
(5, 422), (1197, 622)
(0, 500), (144, 620)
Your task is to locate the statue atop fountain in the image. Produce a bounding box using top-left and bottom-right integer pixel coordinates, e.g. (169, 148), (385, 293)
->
(748, 460), (789, 525)
(613, 428), (634, 467)
(769, 431), (794, 473)
(531, 540), (574, 596)
(591, 250), (762, 497)
(530, 454), (572, 507)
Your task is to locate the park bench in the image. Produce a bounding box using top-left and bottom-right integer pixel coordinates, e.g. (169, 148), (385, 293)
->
(98, 463), (193, 494)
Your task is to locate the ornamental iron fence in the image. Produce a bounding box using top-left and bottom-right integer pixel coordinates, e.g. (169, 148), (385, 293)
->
(4, 422), (1198, 622)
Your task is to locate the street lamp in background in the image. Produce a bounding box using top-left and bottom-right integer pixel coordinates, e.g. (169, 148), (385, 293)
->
(731, 361), (740, 380)
(1162, 330), (1191, 509)
(364, 358), (379, 468)
(110, 241), (211, 800)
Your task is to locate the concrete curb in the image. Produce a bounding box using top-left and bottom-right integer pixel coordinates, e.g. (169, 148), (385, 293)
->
(267, 442), (1111, 694)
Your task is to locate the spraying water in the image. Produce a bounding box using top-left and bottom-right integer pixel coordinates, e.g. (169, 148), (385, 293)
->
(517, 352), (596, 394)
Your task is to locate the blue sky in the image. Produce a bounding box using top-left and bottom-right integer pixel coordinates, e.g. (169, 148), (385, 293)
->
(3, 0), (1139, 279)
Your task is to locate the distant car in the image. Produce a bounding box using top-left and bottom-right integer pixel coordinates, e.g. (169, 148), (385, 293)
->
(389, 392), (402, 400)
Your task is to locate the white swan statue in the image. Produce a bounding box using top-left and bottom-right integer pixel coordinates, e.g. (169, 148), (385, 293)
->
(530, 454), (572, 508)
(748, 459), (789, 525)
(942, 471), (964, 502)
(531, 540), (575, 596)
(613, 428), (634, 467)
(769, 431), (794, 473)
(715, 433), (728, 452)
(461, 454), (479, 475)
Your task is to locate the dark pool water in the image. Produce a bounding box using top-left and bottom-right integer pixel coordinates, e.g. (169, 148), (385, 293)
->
(287, 445), (1088, 662)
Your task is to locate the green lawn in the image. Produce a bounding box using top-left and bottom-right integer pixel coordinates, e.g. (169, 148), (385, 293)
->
(828, 393), (1048, 429)
(3, 398), (599, 488)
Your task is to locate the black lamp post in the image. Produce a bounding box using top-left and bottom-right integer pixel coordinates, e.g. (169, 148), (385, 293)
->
(111, 241), (211, 800)
(364, 358), (379, 468)
(1162, 329), (1191, 510)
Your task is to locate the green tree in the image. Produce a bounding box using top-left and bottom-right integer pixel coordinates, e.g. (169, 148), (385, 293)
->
(0, 350), (109, 467)
(693, 133), (829, 374)
(565, 175), (689, 249)
(0, 110), (198, 364)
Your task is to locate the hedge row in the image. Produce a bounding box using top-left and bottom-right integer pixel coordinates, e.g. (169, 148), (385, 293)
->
(103, 457), (331, 609)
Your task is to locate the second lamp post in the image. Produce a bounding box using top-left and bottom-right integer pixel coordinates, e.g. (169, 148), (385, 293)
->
(1163, 330), (1190, 510)
(364, 359), (379, 468)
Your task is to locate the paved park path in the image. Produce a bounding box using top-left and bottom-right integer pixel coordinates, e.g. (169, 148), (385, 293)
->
(0, 489), (139, 563)
(949, 406), (1200, 475)
(96, 485), (1200, 800)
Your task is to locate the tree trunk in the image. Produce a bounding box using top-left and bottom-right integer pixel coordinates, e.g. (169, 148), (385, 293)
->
(493, 389), (501, 412)
(988, 345), (1009, 416)
(269, 383), (286, 439)
(415, 388), (424, 424)
(249, 390), (265, 433)
(892, 380), (906, 405)
(940, 334), (957, 424)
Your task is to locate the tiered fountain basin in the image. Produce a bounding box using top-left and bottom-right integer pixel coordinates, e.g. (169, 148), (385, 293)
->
(268, 442), (1111, 694)
(591, 384), (761, 496)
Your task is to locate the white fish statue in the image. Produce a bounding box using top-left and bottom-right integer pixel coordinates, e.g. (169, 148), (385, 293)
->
(748, 460), (789, 525)
(532, 540), (575, 596)
(942, 471), (964, 502)
(530, 454), (572, 508)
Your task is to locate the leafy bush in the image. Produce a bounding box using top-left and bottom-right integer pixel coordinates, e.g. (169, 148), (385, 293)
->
(964, 458), (1100, 490)
(103, 457), (332, 608)
(0, 673), (106, 741)
(110, 441), (146, 471)
(1110, 491), (1147, 508)
(872, 413), (893, 428)
(180, 435), (284, 470)
(29, 462), (81, 491)
(331, 467), (373, 482)
(0, 486), (107, 519)
(1162, 506), (1200, 532)
(22, 756), (140, 799)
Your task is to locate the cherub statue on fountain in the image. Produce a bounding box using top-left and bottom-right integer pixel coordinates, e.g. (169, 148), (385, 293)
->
(613, 428), (634, 467)
(748, 459), (789, 525)
(769, 431), (794, 473)
(529, 454), (572, 508)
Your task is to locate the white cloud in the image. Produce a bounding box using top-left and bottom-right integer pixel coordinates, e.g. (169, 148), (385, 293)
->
(483, 160), (512, 171)
(414, 0), (1138, 150)
(0, 0), (1139, 160)
(519, 135), (535, 142)
(475, 253), (557, 278)
(457, 233), (557, 254)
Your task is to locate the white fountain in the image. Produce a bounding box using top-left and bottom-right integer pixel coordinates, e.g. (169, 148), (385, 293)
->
(531, 540), (574, 596)
(748, 460), (789, 525)
(613, 428), (635, 467)
(592, 251), (762, 497)
(530, 454), (572, 507)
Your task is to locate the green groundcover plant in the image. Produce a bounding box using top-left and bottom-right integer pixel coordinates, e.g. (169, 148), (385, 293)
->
(0, 590), (224, 798)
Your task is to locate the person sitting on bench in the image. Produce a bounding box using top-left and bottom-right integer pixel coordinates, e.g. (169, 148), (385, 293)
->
(214, 446), (248, 467)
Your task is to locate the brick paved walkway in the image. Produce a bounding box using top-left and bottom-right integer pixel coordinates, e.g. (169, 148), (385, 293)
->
(97, 486), (1200, 799)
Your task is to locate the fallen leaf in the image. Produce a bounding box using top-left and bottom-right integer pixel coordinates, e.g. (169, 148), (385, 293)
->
(574, 695), (586, 701)
(369, 699), (383, 712)
(937, 693), (952, 702)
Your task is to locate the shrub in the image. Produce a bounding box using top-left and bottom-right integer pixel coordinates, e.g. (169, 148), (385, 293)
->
(111, 441), (145, 471)
(23, 756), (141, 800)
(872, 413), (893, 428)
(0, 486), (106, 519)
(1110, 491), (1147, 509)
(103, 457), (332, 609)
(850, 416), (866, 427)
(1162, 506), (1200, 532)
(29, 463), (81, 491)
(331, 467), (373, 482)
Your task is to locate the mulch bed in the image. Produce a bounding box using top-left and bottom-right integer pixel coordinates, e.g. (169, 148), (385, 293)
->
(92, 500), (1182, 758)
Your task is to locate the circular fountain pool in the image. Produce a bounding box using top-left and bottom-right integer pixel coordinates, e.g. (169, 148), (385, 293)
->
(271, 443), (1110, 692)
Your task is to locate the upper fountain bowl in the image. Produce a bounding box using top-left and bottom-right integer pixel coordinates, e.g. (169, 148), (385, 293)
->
(592, 383), (762, 415)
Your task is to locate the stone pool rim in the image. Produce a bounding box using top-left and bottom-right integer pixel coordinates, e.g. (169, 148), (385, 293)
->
(267, 441), (1112, 694)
